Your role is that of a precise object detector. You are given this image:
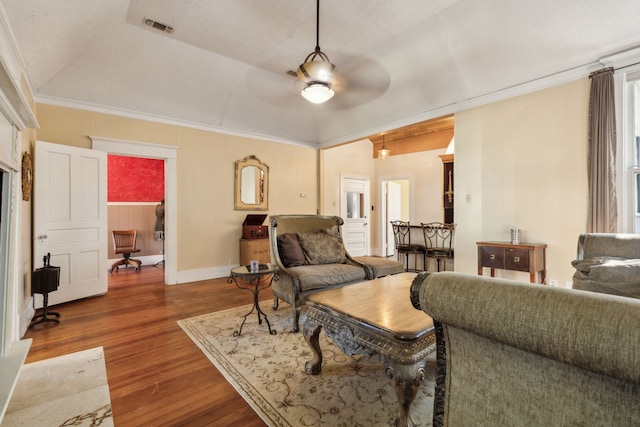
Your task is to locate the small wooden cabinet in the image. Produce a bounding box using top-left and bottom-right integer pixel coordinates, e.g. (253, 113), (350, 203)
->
(477, 241), (547, 284)
(239, 238), (271, 265)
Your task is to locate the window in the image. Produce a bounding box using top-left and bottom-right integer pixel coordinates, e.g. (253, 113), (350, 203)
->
(618, 68), (640, 233)
(636, 136), (640, 217)
(629, 77), (640, 231)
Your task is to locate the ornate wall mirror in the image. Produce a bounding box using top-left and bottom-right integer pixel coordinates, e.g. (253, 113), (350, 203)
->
(234, 155), (269, 210)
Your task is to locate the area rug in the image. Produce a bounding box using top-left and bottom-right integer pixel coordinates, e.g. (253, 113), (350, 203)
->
(178, 304), (435, 426)
(3, 347), (113, 427)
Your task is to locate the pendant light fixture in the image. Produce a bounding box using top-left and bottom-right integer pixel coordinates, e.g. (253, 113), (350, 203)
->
(378, 134), (390, 159)
(296, 0), (336, 104)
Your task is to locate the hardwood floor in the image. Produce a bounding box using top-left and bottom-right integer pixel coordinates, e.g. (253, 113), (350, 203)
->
(23, 266), (273, 426)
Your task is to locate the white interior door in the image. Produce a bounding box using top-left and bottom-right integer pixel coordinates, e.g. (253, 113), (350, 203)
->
(341, 175), (370, 257)
(33, 141), (108, 307)
(386, 181), (402, 256)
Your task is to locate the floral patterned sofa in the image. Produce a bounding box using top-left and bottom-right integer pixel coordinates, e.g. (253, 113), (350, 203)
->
(571, 233), (640, 299)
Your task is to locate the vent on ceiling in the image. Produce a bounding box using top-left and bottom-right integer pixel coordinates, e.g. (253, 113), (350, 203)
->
(144, 18), (174, 34)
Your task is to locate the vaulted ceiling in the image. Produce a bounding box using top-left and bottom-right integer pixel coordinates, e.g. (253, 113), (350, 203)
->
(3, 0), (640, 148)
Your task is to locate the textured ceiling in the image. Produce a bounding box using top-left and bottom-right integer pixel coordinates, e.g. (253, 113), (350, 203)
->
(3, 0), (640, 148)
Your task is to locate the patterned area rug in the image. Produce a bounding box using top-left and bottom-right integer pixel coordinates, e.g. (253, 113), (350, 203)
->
(178, 303), (435, 426)
(3, 347), (112, 426)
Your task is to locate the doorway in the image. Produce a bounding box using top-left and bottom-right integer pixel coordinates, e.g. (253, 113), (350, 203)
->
(341, 174), (370, 256)
(92, 137), (178, 285)
(106, 154), (165, 278)
(380, 178), (411, 257)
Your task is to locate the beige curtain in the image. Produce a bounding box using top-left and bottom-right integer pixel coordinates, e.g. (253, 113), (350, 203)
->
(587, 68), (617, 233)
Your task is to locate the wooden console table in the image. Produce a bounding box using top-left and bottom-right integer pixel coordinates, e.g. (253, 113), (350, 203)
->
(477, 241), (547, 284)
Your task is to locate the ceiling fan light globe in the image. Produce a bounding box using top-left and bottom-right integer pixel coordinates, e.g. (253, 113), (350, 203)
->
(301, 83), (335, 103)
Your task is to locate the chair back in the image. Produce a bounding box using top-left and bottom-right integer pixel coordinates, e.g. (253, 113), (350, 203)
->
(421, 222), (455, 253)
(391, 220), (412, 247)
(113, 230), (138, 253)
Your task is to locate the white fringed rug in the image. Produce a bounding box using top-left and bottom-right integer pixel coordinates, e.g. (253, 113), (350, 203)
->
(178, 303), (435, 426)
(3, 347), (112, 427)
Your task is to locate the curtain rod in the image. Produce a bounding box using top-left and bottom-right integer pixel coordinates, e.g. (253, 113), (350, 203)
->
(614, 61), (640, 72)
(589, 62), (640, 78)
(590, 61), (640, 78)
(589, 67), (614, 78)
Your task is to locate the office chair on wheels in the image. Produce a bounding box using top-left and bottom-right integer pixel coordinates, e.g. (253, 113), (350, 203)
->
(111, 230), (142, 272)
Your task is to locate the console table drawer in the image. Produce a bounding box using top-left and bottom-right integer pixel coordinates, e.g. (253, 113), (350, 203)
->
(481, 247), (504, 269)
(505, 248), (530, 272)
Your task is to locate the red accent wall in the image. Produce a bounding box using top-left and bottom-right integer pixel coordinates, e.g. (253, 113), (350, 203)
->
(108, 155), (164, 202)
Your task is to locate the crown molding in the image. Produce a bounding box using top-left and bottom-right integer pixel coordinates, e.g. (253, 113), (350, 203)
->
(36, 95), (315, 149)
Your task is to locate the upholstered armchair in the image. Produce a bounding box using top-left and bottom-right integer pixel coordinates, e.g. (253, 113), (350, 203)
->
(269, 215), (373, 332)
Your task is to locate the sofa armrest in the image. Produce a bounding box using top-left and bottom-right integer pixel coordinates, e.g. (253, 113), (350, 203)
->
(345, 254), (374, 279)
(413, 272), (640, 385)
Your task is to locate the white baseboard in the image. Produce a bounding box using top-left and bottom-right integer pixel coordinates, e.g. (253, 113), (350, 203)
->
(107, 255), (163, 269)
(175, 265), (236, 285)
(106, 260), (238, 285)
(19, 297), (34, 338)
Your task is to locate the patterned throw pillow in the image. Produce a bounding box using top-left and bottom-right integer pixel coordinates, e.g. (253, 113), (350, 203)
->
(297, 229), (346, 265)
(277, 233), (307, 267)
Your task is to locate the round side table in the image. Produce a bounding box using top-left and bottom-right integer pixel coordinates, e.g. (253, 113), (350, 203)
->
(228, 263), (279, 336)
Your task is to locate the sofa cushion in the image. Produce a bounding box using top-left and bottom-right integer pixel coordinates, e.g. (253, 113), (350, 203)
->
(287, 263), (366, 292)
(572, 257), (640, 282)
(277, 233), (307, 267)
(297, 229), (346, 265)
(354, 256), (404, 277)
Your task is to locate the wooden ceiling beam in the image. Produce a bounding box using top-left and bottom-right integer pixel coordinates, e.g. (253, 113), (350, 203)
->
(373, 127), (453, 158)
(338, 113), (455, 158)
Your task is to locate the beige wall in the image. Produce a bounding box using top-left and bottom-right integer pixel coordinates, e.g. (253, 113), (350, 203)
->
(375, 149), (446, 222)
(34, 77), (591, 285)
(455, 78), (590, 286)
(35, 104), (318, 274)
(321, 139), (375, 215)
(322, 139), (447, 256)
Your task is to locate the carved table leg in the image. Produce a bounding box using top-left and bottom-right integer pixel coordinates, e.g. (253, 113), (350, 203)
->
(385, 359), (426, 427)
(303, 319), (323, 375)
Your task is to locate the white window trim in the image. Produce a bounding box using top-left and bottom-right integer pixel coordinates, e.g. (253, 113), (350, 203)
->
(613, 65), (640, 232)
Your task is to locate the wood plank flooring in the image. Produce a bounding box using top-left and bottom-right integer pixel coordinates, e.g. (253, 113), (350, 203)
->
(22, 266), (274, 426)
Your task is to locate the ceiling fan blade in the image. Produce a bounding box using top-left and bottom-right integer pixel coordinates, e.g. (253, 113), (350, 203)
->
(244, 66), (308, 109)
(323, 52), (390, 110)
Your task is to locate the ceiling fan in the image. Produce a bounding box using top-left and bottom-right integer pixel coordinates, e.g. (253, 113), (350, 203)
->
(295, 0), (336, 104)
(246, 0), (390, 111)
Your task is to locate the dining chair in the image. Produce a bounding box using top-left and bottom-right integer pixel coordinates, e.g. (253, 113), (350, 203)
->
(391, 220), (426, 272)
(421, 222), (455, 272)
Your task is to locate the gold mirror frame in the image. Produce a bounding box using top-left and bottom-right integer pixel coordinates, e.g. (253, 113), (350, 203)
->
(234, 155), (269, 211)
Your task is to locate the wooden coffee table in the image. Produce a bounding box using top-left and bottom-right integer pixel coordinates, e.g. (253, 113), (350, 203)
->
(303, 272), (435, 427)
